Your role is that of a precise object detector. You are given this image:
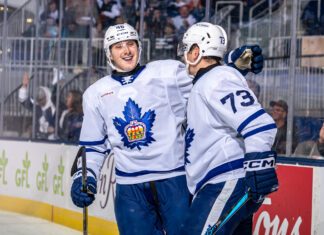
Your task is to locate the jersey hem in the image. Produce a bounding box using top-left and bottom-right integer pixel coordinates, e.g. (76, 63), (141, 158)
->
(115, 171), (186, 184)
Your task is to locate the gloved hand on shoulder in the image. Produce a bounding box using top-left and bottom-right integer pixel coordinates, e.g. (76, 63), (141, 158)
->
(224, 45), (264, 76)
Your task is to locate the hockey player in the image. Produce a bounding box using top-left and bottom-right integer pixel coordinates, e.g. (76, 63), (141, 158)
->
(178, 22), (279, 235)
(70, 23), (266, 235)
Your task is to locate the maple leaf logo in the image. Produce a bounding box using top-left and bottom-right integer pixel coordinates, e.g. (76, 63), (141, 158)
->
(184, 128), (195, 165)
(113, 98), (156, 150)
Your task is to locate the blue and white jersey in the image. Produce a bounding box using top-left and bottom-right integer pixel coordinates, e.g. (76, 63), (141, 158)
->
(185, 65), (277, 195)
(79, 60), (192, 184)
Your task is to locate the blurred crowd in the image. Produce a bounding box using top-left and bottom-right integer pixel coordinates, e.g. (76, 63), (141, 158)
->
(247, 79), (324, 159)
(19, 0), (324, 39)
(11, 0), (324, 157)
(18, 72), (83, 144)
(21, 0), (287, 60)
(301, 0), (324, 35)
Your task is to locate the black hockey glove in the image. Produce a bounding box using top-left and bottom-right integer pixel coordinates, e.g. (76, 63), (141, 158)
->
(71, 168), (97, 208)
(244, 151), (279, 203)
(224, 45), (264, 76)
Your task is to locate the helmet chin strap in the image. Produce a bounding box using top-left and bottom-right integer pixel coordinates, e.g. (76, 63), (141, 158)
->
(107, 55), (118, 71)
(184, 51), (202, 78)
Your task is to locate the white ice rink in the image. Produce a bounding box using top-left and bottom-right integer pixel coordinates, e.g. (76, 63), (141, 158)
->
(0, 210), (82, 235)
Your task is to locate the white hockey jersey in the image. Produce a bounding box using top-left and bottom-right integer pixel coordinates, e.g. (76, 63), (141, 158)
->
(185, 65), (277, 195)
(79, 60), (192, 184)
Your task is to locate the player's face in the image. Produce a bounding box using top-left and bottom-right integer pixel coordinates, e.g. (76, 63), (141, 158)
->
(110, 40), (139, 72)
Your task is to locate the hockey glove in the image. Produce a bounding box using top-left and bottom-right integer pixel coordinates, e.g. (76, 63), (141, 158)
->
(71, 168), (97, 208)
(224, 45), (264, 76)
(244, 151), (279, 203)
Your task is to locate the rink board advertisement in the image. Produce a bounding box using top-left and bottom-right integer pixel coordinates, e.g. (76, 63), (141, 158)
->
(1, 140), (324, 235)
(0, 140), (118, 234)
(253, 165), (313, 234)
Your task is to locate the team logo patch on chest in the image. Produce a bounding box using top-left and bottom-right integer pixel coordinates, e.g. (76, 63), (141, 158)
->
(125, 120), (146, 141)
(113, 98), (156, 150)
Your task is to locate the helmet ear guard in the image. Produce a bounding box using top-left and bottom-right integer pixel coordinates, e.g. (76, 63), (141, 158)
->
(103, 23), (142, 71)
(180, 22), (228, 66)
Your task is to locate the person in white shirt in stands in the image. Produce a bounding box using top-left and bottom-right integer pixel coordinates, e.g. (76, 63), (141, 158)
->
(18, 72), (56, 140)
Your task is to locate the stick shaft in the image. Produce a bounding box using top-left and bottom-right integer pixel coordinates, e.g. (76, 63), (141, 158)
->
(210, 191), (251, 235)
(81, 147), (88, 235)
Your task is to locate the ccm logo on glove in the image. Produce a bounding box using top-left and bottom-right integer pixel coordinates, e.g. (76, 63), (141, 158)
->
(244, 156), (276, 171)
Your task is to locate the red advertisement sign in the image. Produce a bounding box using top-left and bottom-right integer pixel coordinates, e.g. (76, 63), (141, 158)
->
(253, 165), (313, 235)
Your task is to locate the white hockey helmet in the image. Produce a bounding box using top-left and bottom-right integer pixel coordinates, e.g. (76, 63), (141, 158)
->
(103, 23), (142, 71)
(178, 22), (228, 66)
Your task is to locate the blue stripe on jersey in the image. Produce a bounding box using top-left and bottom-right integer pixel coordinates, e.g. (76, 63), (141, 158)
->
(85, 148), (111, 155)
(195, 158), (244, 194)
(79, 135), (108, 146)
(242, 123), (277, 139)
(237, 109), (266, 133)
(115, 165), (185, 177)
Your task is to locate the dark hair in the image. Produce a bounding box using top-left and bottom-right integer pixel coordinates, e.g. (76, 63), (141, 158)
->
(270, 99), (288, 113)
(69, 90), (83, 113)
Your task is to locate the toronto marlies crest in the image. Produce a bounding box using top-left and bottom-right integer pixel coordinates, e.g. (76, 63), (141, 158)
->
(113, 98), (156, 150)
(184, 128), (195, 165)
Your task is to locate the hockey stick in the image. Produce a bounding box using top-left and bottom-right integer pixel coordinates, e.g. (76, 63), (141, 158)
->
(70, 147), (88, 235)
(81, 146), (88, 235)
(71, 147), (84, 177)
(205, 191), (252, 235)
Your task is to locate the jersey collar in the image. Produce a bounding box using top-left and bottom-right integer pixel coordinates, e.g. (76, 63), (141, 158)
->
(193, 64), (219, 85)
(111, 64), (146, 85)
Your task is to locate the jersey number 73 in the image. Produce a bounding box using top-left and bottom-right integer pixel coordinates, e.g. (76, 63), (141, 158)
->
(220, 90), (255, 113)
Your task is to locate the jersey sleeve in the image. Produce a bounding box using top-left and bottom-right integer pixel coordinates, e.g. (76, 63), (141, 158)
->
(78, 88), (111, 178)
(203, 71), (277, 153)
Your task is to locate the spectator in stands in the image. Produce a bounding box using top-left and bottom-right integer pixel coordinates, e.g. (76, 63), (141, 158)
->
(270, 99), (299, 155)
(121, 0), (138, 27)
(300, 0), (324, 35)
(293, 120), (324, 158)
(59, 90), (83, 143)
(317, 123), (324, 156)
(147, 7), (167, 38)
(97, 0), (121, 30)
(167, 0), (187, 17)
(62, 0), (78, 38)
(22, 23), (36, 37)
(40, 1), (59, 24)
(18, 72), (56, 140)
(39, 1), (59, 37)
(163, 22), (178, 57)
(190, 0), (206, 22)
(171, 4), (196, 41)
(153, 22), (177, 60)
(40, 18), (59, 38)
(75, 0), (99, 38)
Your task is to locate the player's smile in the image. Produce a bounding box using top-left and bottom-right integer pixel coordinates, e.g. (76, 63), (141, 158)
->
(121, 54), (134, 62)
